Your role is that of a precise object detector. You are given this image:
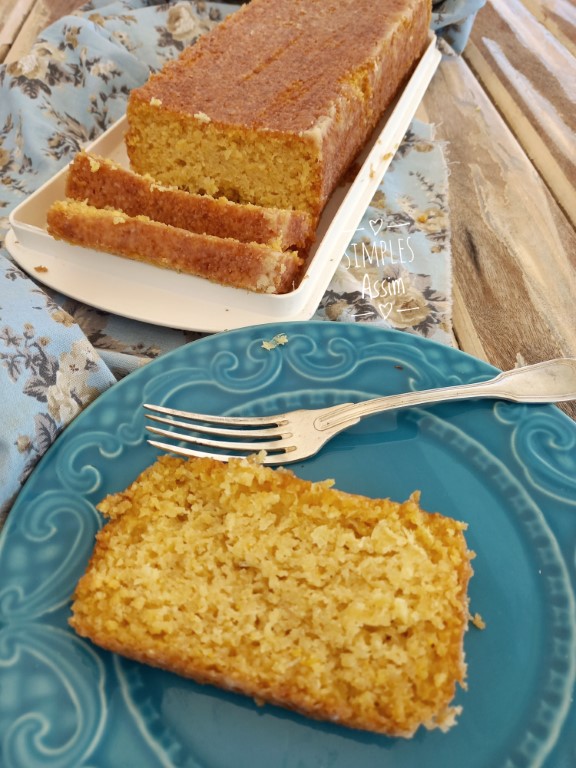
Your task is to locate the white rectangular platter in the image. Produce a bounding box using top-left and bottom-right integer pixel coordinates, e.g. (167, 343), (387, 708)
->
(7, 35), (440, 333)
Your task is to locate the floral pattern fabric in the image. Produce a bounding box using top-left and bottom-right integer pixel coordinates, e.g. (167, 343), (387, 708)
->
(313, 122), (452, 343)
(432, 0), (487, 53)
(0, 0), (484, 519)
(0, 0), (234, 519)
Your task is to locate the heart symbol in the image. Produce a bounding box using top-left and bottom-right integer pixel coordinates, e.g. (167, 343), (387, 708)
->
(378, 302), (393, 320)
(369, 218), (384, 236)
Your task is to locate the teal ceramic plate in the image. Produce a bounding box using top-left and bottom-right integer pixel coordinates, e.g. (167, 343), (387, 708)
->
(1, 322), (575, 768)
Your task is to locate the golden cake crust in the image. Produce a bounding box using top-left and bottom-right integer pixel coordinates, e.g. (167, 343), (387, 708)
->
(126, 0), (432, 218)
(46, 200), (303, 294)
(132, 0), (428, 133)
(69, 455), (474, 737)
(66, 151), (314, 250)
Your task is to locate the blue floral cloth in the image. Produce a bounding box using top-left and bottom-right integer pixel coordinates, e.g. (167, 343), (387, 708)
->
(0, 0), (484, 519)
(313, 121), (452, 341)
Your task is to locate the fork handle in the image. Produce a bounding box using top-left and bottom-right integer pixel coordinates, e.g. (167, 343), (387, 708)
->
(315, 358), (576, 431)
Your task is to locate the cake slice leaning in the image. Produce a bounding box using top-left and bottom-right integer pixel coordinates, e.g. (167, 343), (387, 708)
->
(69, 455), (474, 737)
(46, 200), (303, 294)
(65, 151), (315, 250)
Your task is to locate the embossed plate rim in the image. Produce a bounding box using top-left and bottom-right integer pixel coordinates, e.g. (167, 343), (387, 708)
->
(1, 322), (575, 768)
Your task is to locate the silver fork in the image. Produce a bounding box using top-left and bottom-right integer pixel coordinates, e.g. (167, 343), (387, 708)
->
(144, 358), (576, 465)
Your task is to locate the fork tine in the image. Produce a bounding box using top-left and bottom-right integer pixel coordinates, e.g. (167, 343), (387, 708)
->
(143, 403), (286, 427)
(147, 439), (290, 465)
(145, 413), (283, 439)
(146, 424), (289, 453)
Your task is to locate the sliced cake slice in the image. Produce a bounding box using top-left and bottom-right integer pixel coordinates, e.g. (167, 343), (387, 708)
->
(46, 199), (303, 294)
(70, 455), (474, 737)
(65, 151), (315, 250)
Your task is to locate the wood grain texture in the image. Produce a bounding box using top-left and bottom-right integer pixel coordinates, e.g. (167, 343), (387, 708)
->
(419, 49), (576, 418)
(0, 0), (35, 61)
(0, 0), (84, 62)
(520, 0), (576, 57)
(464, 0), (576, 227)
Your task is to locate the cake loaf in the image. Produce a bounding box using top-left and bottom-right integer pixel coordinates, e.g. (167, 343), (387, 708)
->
(69, 455), (474, 737)
(65, 151), (314, 250)
(46, 200), (302, 294)
(125, 0), (431, 220)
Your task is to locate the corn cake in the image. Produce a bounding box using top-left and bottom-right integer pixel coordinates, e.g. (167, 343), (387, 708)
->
(46, 200), (302, 294)
(70, 455), (474, 737)
(65, 151), (314, 250)
(125, 0), (431, 220)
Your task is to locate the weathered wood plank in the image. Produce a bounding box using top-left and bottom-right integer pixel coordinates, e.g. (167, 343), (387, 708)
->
(520, 0), (576, 58)
(0, 0), (85, 63)
(419, 50), (576, 418)
(0, 0), (36, 62)
(465, 0), (576, 227)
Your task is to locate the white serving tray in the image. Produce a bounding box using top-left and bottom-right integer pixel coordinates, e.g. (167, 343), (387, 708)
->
(7, 35), (440, 333)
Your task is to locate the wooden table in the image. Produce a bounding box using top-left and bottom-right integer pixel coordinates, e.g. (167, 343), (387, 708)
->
(2, 0), (575, 417)
(419, 0), (576, 422)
